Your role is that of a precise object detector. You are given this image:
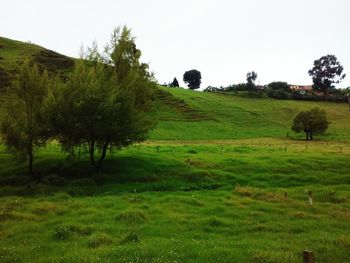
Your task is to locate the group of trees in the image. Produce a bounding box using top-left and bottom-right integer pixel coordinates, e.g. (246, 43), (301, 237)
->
(166, 69), (202, 89)
(203, 55), (347, 102)
(0, 26), (156, 178)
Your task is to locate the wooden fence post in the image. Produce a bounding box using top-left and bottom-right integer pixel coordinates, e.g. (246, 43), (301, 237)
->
(303, 250), (314, 263)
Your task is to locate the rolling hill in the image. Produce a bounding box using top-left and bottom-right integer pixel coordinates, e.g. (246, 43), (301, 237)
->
(1, 36), (350, 142)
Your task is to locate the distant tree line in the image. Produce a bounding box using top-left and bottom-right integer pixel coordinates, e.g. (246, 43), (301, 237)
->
(203, 55), (347, 103)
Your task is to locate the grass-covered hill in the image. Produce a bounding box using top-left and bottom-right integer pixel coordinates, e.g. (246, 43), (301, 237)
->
(152, 87), (350, 141)
(0, 36), (74, 90)
(1, 36), (349, 142)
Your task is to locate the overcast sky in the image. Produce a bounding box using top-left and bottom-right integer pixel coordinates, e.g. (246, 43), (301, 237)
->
(1, 0), (350, 89)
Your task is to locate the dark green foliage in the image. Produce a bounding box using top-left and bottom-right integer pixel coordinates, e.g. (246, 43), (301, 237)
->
(246, 71), (258, 90)
(308, 54), (346, 100)
(0, 61), (51, 178)
(170, 77), (179, 87)
(292, 107), (329, 140)
(267, 89), (290, 99)
(183, 69), (201, 90)
(203, 86), (221, 92)
(267, 81), (290, 91)
(49, 26), (156, 176)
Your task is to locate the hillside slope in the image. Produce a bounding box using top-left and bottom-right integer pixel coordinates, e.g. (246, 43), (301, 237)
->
(150, 87), (350, 141)
(0, 36), (74, 89)
(1, 36), (349, 141)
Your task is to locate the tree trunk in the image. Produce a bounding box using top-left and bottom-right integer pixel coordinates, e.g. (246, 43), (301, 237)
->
(28, 148), (34, 178)
(324, 89), (329, 101)
(89, 140), (96, 167)
(309, 131), (313, 141)
(89, 137), (110, 176)
(305, 131), (309, 141)
(95, 137), (110, 176)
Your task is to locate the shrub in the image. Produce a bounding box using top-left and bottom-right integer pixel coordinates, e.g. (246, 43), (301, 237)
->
(267, 89), (290, 99)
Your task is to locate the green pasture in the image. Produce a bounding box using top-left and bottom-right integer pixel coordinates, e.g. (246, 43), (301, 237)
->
(1, 139), (350, 263)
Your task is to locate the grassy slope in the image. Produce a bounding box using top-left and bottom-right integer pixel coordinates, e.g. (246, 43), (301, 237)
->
(0, 36), (74, 91)
(0, 37), (44, 71)
(151, 87), (350, 141)
(0, 37), (350, 262)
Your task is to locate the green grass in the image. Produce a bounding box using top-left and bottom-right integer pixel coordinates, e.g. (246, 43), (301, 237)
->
(0, 36), (74, 91)
(150, 87), (350, 141)
(1, 36), (350, 262)
(1, 139), (350, 262)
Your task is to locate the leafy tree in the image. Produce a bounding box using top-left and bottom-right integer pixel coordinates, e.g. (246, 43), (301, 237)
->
(308, 55), (346, 100)
(0, 61), (51, 178)
(292, 107), (329, 140)
(183, 69), (201, 90)
(246, 71), (258, 84)
(268, 81), (290, 91)
(170, 77), (179, 87)
(246, 71), (258, 90)
(49, 26), (156, 176)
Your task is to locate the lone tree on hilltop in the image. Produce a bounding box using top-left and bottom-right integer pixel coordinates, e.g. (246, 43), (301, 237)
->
(308, 54), (346, 100)
(0, 61), (51, 178)
(183, 69), (201, 90)
(170, 77), (179, 87)
(246, 71), (258, 90)
(292, 107), (329, 140)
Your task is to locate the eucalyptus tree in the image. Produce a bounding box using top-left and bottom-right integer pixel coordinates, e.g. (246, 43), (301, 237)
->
(308, 55), (346, 100)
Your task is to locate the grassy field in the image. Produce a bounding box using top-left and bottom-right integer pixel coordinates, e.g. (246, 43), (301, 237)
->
(1, 139), (350, 263)
(1, 36), (350, 262)
(151, 87), (350, 141)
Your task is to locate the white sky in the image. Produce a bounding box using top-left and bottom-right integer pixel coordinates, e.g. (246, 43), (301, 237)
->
(1, 0), (350, 89)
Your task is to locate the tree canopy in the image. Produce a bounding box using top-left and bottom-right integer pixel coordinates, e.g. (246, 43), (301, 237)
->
(0, 61), (51, 178)
(292, 107), (329, 140)
(49, 26), (156, 175)
(246, 71), (258, 90)
(308, 55), (346, 100)
(170, 77), (179, 87)
(268, 81), (290, 91)
(183, 69), (201, 90)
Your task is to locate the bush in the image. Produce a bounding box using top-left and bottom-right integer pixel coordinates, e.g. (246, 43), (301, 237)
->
(267, 89), (290, 99)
